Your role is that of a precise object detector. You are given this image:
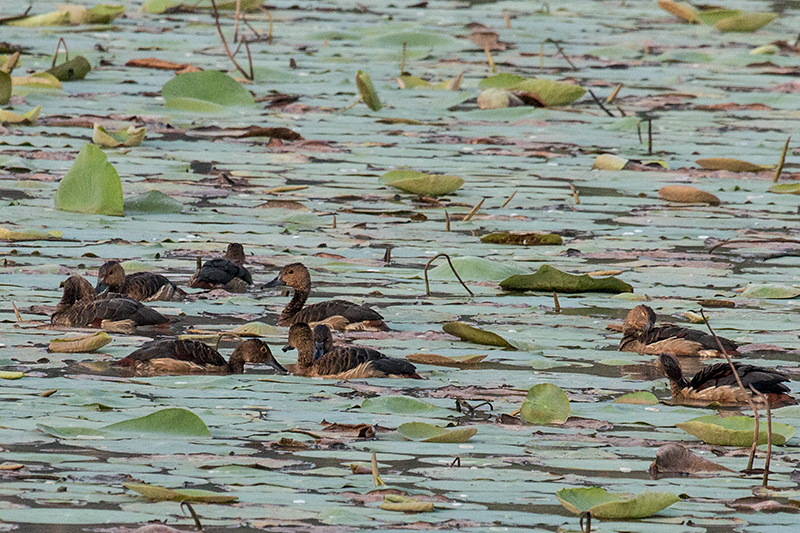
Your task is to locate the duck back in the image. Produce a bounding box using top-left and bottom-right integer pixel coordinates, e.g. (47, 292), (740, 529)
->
(122, 339), (226, 366)
(190, 259), (252, 288)
(291, 299), (383, 326)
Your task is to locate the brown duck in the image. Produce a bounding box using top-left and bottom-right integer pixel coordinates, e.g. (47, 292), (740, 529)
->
(657, 353), (795, 408)
(96, 260), (185, 302)
(620, 305), (738, 357)
(51, 275), (170, 328)
(265, 263), (387, 330)
(114, 338), (286, 376)
(284, 323), (420, 379)
(189, 243), (252, 292)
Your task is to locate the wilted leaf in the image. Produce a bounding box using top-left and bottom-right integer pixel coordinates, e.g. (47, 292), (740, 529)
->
(677, 415), (795, 446)
(658, 185), (720, 205)
(480, 232), (562, 246)
(768, 183), (800, 195)
(592, 154), (628, 170)
(397, 422), (477, 443)
(511, 78), (586, 107)
(124, 482), (237, 503)
(442, 322), (516, 349)
(4, 11), (71, 27)
(0, 71), (10, 104)
(47, 56), (91, 81)
(649, 443), (732, 476)
(229, 322), (278, 336)
(92, 124), (146, 148)
(714, 12), (778, 32)
(556, 487), (679, 519)
(657, 0), (699, 22)
(613, 391), (659, 405)
(12, 72), (62, 89)
(48, 331), (112, 353)
(54, 144), (123, 216)
(0, 371), (24, 380)
(696, 158), (764, 172)
(500, 264), (633, 293)
(0, 227), (61, 241)
(750, 44), (779, 55)
(162, 70), (254, 111)
(477, 87), (523, 109)
(0, 105), (41, 125)
(405, 353), (486, 368)
(380, 494), (434, 513)
(355, 70), (382, 111)
(740, 284), (800, 299)
(520, 383), (570, 425)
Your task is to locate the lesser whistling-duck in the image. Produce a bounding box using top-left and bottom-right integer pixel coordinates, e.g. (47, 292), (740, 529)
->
(657, 353), (795, 408)
(96, 260), (185, 302)
(313, 323), (333, 360)
(189, 243), (252, 292)
(620, 305), (738, 357)
(283, 323), (420, 379)
(51, 275), (169, 328)
(265, 263), (388, 330)
(114, 338), (285, 376)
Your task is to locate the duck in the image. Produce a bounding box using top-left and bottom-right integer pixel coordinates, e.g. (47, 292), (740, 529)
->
(96, 260), (185, 302)
(656, 353), (796, 408)
(313, 323), (333, 360)
(114, 338), (286, 376)
(189, 243), (252, 292)
(620, 304), (738, 357)
(51, 275), (170, 328)
(283, 323), (421, 379)
(264, 262), (388, 330)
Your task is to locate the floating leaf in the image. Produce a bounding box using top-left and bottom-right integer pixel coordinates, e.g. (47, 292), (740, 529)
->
(480, 232), (562, 246)
(380, 494), (434, 513)
(85, 4), (126, 23)
(740, 284), (800, 299)
(511, 78), (586, 107)
(500, 265), (633, 293)
(54, 144), (124, 216)
(12, 72), (62, 89)
(405, 353), (486, 368)
(750, 44), (779, 55)
(768, 183), (800, 195)
(47, 56), (91, 81)
(0, 71), (10, 104)
(592, 154), (628, 170)
(0, 105), (42, 125)
(714, 12), (778, 32)
(428, 256), (527, 281)
(103, 408), (210, 436)
(0, 371), (24, 380)
(696, 158), (764, 172)
(380, 171), (464, 196)
(92, 124), (146, 148)
(478, 73), (527, 88)
(694, 9), (741, 25)
(355, 70), (382, 111)
(442, 322), (516, 350)
(361, 396), (442, 415)
(556, 487), (679, 519)
(397, 422), (477, 443)
(229, 322), (278, 336)
(477, 88), (522, 109)
(48, 332), (112, 353)
(162, 70), (254, 111)
(657, 0), (699, 23)
(658, 185), (720, 205)
(0, 227), (61, 241)
(397, 75), (432, 89)
(5, 11), (71, 27)
(124, 482), (237, 503)
(520, 383), (570, 425)
(649, 443), (732, 476)
(677, 415), (795, 446)
(613, 391), (659, 405)
(123, 190), (182, 213)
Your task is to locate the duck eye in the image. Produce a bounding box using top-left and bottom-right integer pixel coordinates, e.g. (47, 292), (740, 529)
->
(261, 346), (267, 353)
(286, 269), (293, 274)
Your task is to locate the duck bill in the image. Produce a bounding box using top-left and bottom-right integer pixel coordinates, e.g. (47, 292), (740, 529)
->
(263, 276), (286, 288)
(313, 343), (325, 361)
(269, 358), (287, 373)
(95, 281), (110, 294)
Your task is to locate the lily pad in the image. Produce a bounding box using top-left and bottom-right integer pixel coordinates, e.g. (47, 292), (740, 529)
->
(658, 185), (720, 205)
(380, 494), (434, 513)
(767, 183), (800, 195)
(0, 105), (41, 124)
(92, 124), (146, 148)
(500, 265), (633, 293)
(556, 487), (679, 519)
(613, 391), (659, 405)
(54, 144), (124, 216)
(12, 72), (62, 89)
(427, 256), (527, 281)
(355, 70), (382, 111)
(47, 56), (91, 81)
(123, 190), (183, 213)
(0, 371), (24, 380)
(592, 154), (629, 170)
(405, 353), (486, 368)
(480, 232), (562, 246)
(0, 71), (10, 104)
(38, 408), (211, 439)
(162, 70), (255, 111)
(361, 396), (443, 415)
(380, 171), (463, 196)
(48, 331), (112, 353)
(478, 73), (527, 88)
(740, 284), (800, 299)
(510, 78), (587, 107)
(520, 383), (570, 425)
(442, 322), (516, 350)
(124, 482), (237, 503)
(696, 158), (764, 172)
(714, 12), (777, 32)
(0, 227), (61, 241)
(677, 415), (795, 446)
(397, 422), (477, 443)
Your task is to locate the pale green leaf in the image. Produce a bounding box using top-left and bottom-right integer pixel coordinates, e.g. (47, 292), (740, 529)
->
(54, 144), (124, 216)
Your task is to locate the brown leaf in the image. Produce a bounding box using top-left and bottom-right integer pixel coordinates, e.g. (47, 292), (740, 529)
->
(658, 185), (720, 205)
(405, 353), (487, 368)
(649, 443), (732, 478)
(696, 158), (764, 172)
(126, 58), (194, 70)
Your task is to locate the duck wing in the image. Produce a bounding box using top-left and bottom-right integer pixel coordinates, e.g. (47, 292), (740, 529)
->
(84, 297), (169, 326)
(126, 340), (226, 366)
(314, 345), (384, 375)
(644, 325), (738, 351)
(691, 362), (791, 395)
(125, 272), (183, 301)
(190, 259), (252, 288)
(292, 300), (383, 325)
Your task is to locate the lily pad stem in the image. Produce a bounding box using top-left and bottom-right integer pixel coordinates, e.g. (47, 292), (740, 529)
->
(180, 501), (203, 530)
(772, 136), (790, 183)
(750, 387), (772, 486)
(210, 0), (254, 80)
(424, 253), (474, 297)
(51, 37), (68, 68)
(501, 190), (516, 208)
(341, 95), (363, 112)
(579, 511), (591, 533)
(587, 89), (614, 117)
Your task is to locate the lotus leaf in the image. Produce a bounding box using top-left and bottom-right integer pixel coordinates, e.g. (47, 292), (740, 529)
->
(511, 78), (587, 107)
(405, 353), (486, 368)
(162, 70), (255, 111)
(0, 227), (61, 241)
(556, 487), (679, 519)
(397, 422), (477, 443)
(613, 391), (659, 405)
(592, 154), (628, 170)
(361, 396), (444, 415)
(520, 383), (570, 425)
(48, 332), (112, 353)
(54, 144), (123, 216)
(123, 190), (183, 213)
(677, 415), (795, 446)
(740, 284), (800, 299)
(124, 482), (237, 503)
(355, 70), (382, 111)
(768, 183), (800, 195)
(380, 494), (434, 512)
(500, 265), (633, 293)
(442, 322), (516, 349)
(92, 124), (146, 148)
(714, 12), (777, 32)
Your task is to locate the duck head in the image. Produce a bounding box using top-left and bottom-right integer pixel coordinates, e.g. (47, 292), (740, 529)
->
(225, 243), (246, 266)
(264, 262), (310, 291)
(313, 323), (333, 361)
(96, 260), (125, 294)
(232, 338), (286, 373)
(623, 304), (656, 336)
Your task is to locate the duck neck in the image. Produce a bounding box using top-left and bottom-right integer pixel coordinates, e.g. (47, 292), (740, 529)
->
(295, 338), (316, 369)
(281, 286), (309, 324)
(226, 353), (246, 374)
(619, 332), (643, 352)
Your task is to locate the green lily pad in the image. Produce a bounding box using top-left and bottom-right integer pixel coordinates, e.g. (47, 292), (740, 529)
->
(480, 232), (562, 246)
(768, 183), (800, 195)
(500, 265), (633, 293)
(5, 10), (71, 27)
(428, 256), (528, 281)
(380, 494), (434, 513)
(592, 154), (628, 170)
(714, 12), (778, 32)
(0, 227), (61, 241)
(54, 143), (124, 216)
(677, 415), (795, 446)
(85, 4), (126, 23)
(12, 72), (61, 89)
(123, 190), (183, 213)
(361, 396), (443, 415)
(382, 173), (464, 196)
(355, 70), (382, 111)
(740, 284), (800, 299)
(613, 391), (659, 405)
(510, 78), (587, 107)
(443, 322), (516, 350)
(397, 422), (477, 443)
(694, 9), (741, 25)
(46, 56), (91, 82)
(124, 482), (237, 503)
(92, 124), (146, 148)
(162, 70), (254, 111)
(478, 73), (527, 88)
(38, 408), (211, 439)
(556, 487), (679, 519)
(520, 383), (570, 425)
(48, 331), (112, 353)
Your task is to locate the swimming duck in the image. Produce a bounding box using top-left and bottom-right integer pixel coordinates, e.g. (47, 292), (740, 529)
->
(265, 263), (388, 330)
(115, 338), (285, 376)
(96, 260), (185, 302)
(284, 323), (420, 379)
(313, 323), (333, 360)
(189, 243), (252, 292)
(51, 275), (170, 328)
(657, 353), (796, 408)
(620, 305), (738, 357)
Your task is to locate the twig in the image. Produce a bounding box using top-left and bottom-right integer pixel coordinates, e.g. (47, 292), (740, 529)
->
(543, 38), (577, 70)
(52, 37), (68, 68)
(580, 511), (591, 533)
(12, 302), (22, 322)
(751, 387), (772, 486)
(616, 105), (626, 117)
(569, 183), (580, 204)
(700, 309), (761, 470)
(341, 95), (363, 112)
(501, 190), (516, 208)
(553, 292), (560, 313)
(772, 136), (790, 183)
(708, 237), (800, 252)
(647, 118), (653, 154)
(180, 501), (203, 531)
(332, 214), (337, 229)
(400, 41), (406, 76)
(463, 198), (485, 221)
(637, 120), (642, 143)
(371, 451), (385, 487)
(587, 89), (614, 117)
(424, 253), (474, 297)
(233, 0), (241, 42)
(484, 47), (496, 73)
(210, 0), (253, 80)
(445, 210), (450, 231)
(451, 456), (461, 467)
(263, 8), (274, 44)
(606, 83), (622, 104)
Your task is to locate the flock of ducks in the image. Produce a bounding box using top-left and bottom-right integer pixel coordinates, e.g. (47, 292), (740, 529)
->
(49, 246), (795, 407)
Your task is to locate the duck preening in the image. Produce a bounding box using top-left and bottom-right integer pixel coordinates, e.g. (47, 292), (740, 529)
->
(189, 243), (252, 292)
(115, 338), (286, 376)
(657, 353), (796, 408)
(264, 262), (388, 330)
(96, 260), (185, 302)
(284, 323), (420, 379)
(51, 275), (169, 328)
(620, 305), (738, 357)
